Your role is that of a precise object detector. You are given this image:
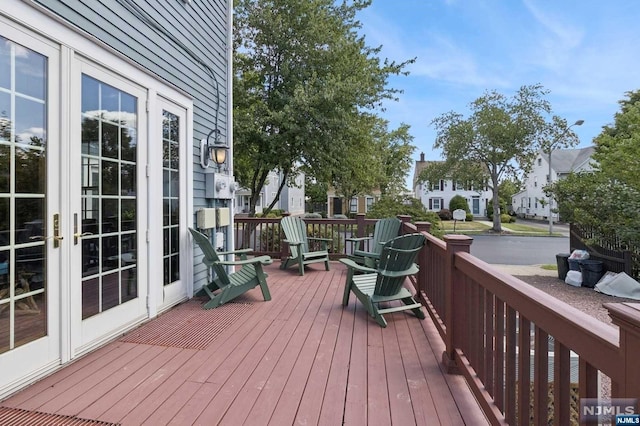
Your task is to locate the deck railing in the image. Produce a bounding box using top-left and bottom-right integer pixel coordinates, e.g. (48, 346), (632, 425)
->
(234, 214), (640, 424)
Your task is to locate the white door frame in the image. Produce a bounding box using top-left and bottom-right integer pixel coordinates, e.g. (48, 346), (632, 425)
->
(153, 96), (191, 312)
(0, 17), (62, 397)
(68, 56), (150, 357)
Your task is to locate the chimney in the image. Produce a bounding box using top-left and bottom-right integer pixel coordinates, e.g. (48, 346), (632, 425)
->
(420, 152), (425, 162)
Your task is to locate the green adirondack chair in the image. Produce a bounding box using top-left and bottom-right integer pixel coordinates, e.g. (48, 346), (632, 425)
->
(340, 233), (426, 327)
(280, 216), (330, 276)
(347, 217), (401, 267)
(189, 228), (272, 309)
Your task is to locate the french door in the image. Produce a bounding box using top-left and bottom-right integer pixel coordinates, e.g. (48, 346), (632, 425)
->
(0, 23), (62, 391)
(69, 58), (149, 355)
(0, 11), (192, 397)
(155, 98), (188, 310)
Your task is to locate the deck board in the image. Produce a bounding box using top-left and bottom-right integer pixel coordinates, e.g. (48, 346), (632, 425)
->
(1, 261), (488, 425)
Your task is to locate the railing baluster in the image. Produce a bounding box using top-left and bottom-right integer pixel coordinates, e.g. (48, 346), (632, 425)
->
(534, 326), (549, 426)
(484, 290), (494, 397)
(553, 341), (571, 426)
(505, 306), (517, 425)
(518, 316), (531, 425)
(494, 297), (505, 412)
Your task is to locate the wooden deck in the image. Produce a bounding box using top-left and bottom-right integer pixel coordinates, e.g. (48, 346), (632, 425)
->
(0, 262), (487, 425)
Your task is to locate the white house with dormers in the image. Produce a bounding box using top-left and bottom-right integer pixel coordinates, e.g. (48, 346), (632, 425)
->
(513, 146), (595, 221)
(413, 153), (492, 217)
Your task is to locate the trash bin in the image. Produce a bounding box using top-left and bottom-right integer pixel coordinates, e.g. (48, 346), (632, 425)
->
(556, 253), (570, 280)
(568, 258), (582, 271)
(580, 260), (605, 288)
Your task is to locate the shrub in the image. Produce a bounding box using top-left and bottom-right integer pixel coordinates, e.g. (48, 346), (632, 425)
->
(437, 209), (452, 220)
(366, 195), (443, 238)
(487, 201), (507, 219)
(500, 213), (514, 223)
(307, 225), (343, 253)
(449, 195), (470, 213)
(258, 223), (281, 251)
(304, 212), (322, 218)
(465, 213), (474, 221)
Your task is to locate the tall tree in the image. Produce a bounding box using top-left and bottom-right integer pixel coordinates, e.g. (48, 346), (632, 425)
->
(551, 90), (640, 242)
(424, 84), (567, 232)
(233, 0), (412, 216)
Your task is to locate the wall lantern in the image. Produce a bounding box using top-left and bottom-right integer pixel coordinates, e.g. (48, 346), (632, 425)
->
(200, 129), (228, 169)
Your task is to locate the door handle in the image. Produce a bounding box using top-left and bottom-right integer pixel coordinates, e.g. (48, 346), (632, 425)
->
(30, 213), (63, 248)
(74, 213), (93, 244)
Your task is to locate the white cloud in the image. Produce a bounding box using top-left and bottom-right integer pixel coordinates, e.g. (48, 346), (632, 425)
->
(17, 127), (45, 143)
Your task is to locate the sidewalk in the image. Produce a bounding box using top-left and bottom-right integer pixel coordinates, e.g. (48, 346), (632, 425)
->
(476, 220), (569, 237)
(491, 264), (558, 276)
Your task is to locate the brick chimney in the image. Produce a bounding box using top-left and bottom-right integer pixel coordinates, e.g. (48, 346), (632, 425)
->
(420, 152), (425, 162)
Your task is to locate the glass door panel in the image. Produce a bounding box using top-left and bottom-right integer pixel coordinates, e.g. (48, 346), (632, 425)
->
(157, 99), (187, 308)
(0, 34), (49, 353)
(0, 25), (61, 395)
(71, 60), (147, 353)
(79, 74), (139, 319)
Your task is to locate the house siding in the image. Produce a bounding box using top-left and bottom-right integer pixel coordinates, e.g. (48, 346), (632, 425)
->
(516, 147), (595, 221)
(32, 0), (231, 291)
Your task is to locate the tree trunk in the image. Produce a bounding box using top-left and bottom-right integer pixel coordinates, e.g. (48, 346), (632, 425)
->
(491, 175), (502, 232)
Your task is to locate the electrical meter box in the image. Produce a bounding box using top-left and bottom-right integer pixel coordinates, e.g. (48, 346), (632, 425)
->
(216, 207), (231, 227)
(196, 208), (216, 229)
(205, 173), (235, 199)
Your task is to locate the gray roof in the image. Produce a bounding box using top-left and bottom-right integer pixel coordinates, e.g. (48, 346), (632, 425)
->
(548, 146), (595, 174)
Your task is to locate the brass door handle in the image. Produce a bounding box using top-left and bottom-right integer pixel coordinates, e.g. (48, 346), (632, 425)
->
(30, 235), (63, 241)
(73, 213), (93, 244)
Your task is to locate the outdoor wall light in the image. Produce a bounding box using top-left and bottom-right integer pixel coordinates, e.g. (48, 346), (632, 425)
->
(200, 129), (228, 169)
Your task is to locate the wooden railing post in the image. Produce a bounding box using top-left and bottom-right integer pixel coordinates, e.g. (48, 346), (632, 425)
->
(414, 222), (432, 304)
(442, 234), (473, 374)
(355, 213), (366, 239)
(605, 303), (640, 396)
(397, 215), (411, 233)
(415, 221), (431, 235)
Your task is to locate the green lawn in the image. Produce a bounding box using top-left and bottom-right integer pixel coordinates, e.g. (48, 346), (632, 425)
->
(440, 221), (491, 233)
(440, 220), (562, 236)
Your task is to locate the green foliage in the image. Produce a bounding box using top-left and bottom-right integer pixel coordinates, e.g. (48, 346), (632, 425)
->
(233, 0), (414, 215)
(465, 213), (474, 221)
(258, 223), (281, 252)
(437, 209), (452, 220)
(449, 195), (470, 213)
(498, 179), (521, 211)
(486, 201), (506, 219)
(428, 84), (573, 232)
(255, 209), (284, 218)
(549, 90), (640, 244)
(366, 195), (443, 238)
(500, 213), (515, 223)
(308, 225), (343, 254)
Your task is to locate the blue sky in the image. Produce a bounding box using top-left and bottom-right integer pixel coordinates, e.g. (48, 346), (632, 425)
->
(356, 0), (640, 176)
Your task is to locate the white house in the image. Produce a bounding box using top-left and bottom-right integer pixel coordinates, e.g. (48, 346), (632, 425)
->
(236, 171), (305, 216)
(513, 147), (595, 221)
(413, 153), (492, 217)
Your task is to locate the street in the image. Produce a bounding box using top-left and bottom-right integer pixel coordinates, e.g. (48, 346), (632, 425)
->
(469, 234), (570, 265)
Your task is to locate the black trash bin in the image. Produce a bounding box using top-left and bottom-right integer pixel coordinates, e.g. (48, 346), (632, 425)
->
(556, 253), (570, 280)
(580, 260), (605, 288)
(568, 258), (581, 271)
